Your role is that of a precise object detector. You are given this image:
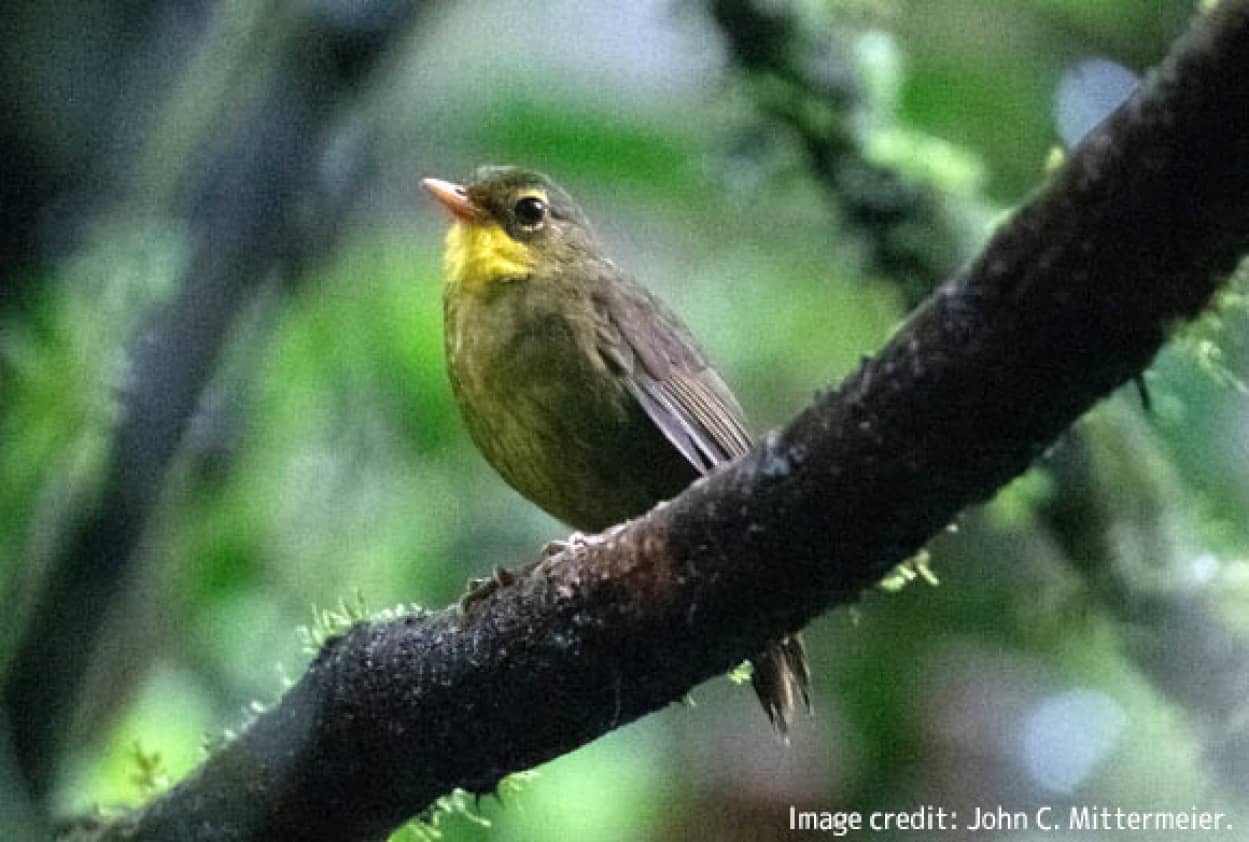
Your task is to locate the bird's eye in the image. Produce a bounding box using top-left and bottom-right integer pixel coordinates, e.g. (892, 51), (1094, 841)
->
(513, 196), (547, 228)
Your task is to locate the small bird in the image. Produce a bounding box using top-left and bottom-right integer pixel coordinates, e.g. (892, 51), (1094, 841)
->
(423, 165), (811, 735)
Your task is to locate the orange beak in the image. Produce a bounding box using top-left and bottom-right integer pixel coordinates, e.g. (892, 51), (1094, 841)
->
(421, 177), (482, 223)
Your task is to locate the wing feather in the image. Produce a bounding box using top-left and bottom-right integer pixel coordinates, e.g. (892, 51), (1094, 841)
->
(593, 269), (810, 735)
(625, 376), (712, 471)
(594, 273), (752, 475)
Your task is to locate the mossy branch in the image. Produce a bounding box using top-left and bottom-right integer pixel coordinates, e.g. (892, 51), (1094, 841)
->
(88, 3), (1249, 840)
(715, 0), (1249, 800)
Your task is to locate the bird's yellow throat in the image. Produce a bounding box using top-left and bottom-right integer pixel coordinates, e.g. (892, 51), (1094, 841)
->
(443, 221), (534, 292)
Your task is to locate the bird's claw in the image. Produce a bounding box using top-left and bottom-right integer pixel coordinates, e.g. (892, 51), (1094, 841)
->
(461, 526), (628, 612)
(458, 564), (519, 612)
(542, 531), (590, 559)
(542, 524), (625, 560)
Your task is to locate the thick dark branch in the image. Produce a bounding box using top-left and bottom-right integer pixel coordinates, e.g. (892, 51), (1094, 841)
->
(105, 5), (1249, 841)
(716, 0), (1249, 794)
(718, 0), (1249, 792)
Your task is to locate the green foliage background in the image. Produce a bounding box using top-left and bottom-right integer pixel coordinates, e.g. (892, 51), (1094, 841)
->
(5, 1), (1249, 839)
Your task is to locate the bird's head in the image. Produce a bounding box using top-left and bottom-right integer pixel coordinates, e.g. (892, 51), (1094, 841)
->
(423, 166), (596, 294)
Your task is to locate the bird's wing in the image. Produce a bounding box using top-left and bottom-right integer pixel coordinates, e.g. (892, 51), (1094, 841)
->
(594, 273), (752, 474)
(594, 271), (810, 736)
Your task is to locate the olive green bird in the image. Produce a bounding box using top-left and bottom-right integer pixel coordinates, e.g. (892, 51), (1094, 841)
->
(423, 165), (811, 735)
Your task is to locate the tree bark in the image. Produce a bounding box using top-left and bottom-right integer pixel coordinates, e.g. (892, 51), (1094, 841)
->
(91, 3), (1249, 840)
(712, 0), (1249, 802)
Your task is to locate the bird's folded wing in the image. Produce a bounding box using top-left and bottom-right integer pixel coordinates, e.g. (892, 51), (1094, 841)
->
(594, 277), (753, 474)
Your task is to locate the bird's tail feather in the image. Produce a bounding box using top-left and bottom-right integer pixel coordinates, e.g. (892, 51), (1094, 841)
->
(751, 633), (813, 738)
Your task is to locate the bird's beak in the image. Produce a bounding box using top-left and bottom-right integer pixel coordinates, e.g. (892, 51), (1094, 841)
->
(421, 178), (482, 223)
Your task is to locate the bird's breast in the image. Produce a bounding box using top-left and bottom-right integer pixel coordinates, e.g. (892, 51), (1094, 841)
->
(444, 282), (658, 527)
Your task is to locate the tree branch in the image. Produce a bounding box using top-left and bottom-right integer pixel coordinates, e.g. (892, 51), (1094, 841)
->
(714, 0), (1249, 800)
(99, 3), (1249, 840)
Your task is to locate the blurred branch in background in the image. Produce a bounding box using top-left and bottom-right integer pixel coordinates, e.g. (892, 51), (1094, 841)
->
(708, 0), (973, 310)
(0, 2), (213, 312)
(74, 4), (1249, 837)
(712, 0), (1249, 805)
(1040, 403), (1249, 793)
(1, 0), (429, 814)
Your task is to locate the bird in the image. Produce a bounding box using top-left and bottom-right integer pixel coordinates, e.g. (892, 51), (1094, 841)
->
(422, 164), (811, 735)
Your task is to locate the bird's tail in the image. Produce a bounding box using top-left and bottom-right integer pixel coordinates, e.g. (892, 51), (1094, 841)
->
(751, 633), (813, 738)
